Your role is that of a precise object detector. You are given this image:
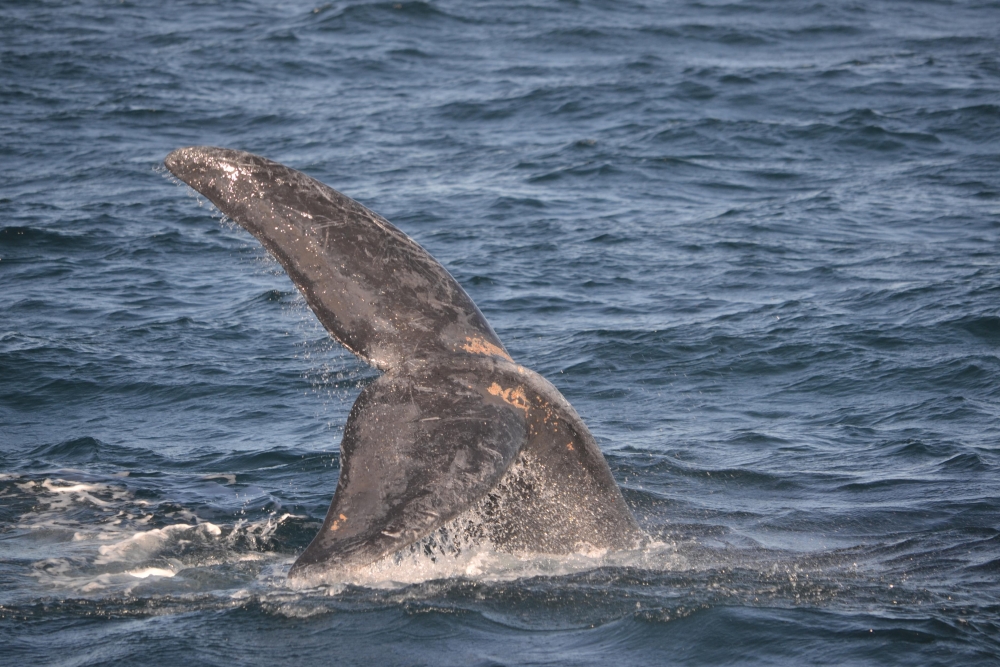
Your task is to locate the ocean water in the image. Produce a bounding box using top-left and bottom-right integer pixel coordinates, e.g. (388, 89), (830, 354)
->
(2, 0), (1000, 664)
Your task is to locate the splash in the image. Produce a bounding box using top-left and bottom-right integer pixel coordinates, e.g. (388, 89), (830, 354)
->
(7, 473), (297, 597)
(289, 454), (683, 590)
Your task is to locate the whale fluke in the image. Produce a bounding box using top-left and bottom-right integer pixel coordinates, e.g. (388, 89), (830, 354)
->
(165, 147), (642, 579)
(164, 146), (506, 371)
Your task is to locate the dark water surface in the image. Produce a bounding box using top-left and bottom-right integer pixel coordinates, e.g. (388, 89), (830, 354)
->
(3, 0), (1000, 664)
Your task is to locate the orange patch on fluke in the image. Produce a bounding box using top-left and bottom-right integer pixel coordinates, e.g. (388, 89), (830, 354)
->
(461, 337), (513, 361)
(566, 442), (574, 451)
(487, 382), (530, 414)
(330, 514), (348, 532)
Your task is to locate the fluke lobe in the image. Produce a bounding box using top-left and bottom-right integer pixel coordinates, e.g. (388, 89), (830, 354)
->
(164, 147), (643, 580)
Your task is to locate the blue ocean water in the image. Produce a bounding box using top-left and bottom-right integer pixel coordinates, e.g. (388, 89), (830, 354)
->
(2, 0), (999, 664)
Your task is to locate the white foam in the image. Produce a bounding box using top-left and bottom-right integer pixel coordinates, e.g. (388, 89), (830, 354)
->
(127, 567), (177, 579)
(289, 533), (684, 591)
(202, 474), (236, 485)
(15, 475), (300, 597)
(13, 473), (687, 602)
(40, 479), (120, 507)
(96, 522), (222, 563)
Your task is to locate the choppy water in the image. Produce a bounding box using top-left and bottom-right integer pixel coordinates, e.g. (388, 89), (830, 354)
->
(3, 0), (1000, 664)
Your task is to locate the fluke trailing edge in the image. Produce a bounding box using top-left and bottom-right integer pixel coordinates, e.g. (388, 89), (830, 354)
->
(164, 147), (643, 579)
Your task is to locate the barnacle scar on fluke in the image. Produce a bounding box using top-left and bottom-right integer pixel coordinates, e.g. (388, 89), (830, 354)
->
(164, 146), (643, 580)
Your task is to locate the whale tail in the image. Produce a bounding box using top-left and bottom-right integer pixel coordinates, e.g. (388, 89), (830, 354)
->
(165, 147), (642, 577)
